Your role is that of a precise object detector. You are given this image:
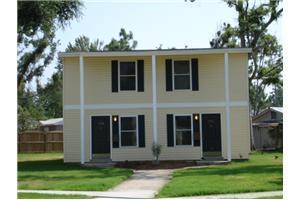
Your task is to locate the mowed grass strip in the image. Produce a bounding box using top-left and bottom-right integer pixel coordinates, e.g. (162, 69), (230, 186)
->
(18, 192), (90, 199)
(18, 153), (133, 191)
(157, 152), (282, 198)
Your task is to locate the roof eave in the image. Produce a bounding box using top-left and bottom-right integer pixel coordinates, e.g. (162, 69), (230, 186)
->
(59, 48), (252, 58)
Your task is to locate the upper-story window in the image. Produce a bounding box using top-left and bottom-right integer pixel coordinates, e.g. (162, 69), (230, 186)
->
(173, 60), (191, 90)
(119, 61), (137, 91)
(165, 58), (198, 92)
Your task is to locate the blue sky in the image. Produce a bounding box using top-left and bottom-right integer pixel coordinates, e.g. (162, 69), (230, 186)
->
(40, 0), (282, 84)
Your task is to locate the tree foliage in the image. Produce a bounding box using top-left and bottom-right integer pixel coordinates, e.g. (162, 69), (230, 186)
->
(104, 28), (138, 51)
(65, 28), (138, 52)
(18, 82), (45, 132)
(66, 35), (104, 52)
(17, 0), (83, 87)
(268, 84), (283, 107)
(209, 0), (283, 114)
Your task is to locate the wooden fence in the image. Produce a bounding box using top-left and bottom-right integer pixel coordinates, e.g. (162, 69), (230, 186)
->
(18, 130), (63, 153)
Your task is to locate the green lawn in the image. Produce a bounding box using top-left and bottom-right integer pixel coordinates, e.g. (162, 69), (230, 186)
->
(18, 153), (133, 191)
(18, 192), (90, 199)
(157, 151), (283, 198)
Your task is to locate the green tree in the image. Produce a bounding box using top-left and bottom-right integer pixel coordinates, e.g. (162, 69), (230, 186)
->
(66, 35), (104, 52)
(17, 0), (83, 88)
(18, 82), (45, 132)
(209, 0), (283, 114)
(36, 64), (63, 119)
(268, 84), (283, 107)
(104, 28), (138, 51)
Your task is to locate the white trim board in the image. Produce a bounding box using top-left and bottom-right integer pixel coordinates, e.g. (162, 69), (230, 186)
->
(152, 55), (158, 143)
(224, 52), (232, 161)
(59, 48), (252, 58)
(64, 101), (248, 110)
(79, 55), (85, 164)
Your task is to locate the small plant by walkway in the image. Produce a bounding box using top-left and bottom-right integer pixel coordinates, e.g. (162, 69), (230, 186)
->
(157, 151), (283, 198)
(18, 192), (90, 199)
(18, 153), (133, 191)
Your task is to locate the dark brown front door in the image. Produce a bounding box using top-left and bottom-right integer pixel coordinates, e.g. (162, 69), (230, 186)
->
(92, 116), (110, 154)
(202, 114), (222, 156)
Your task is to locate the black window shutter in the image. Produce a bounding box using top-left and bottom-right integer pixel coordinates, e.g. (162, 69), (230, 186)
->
(191, 58), (199, 91)
(137, 60), (144, 92)
(193, 113), (200, 146)
(138, 115), (145, 147)
(112, 115), (119, 148)
(167, 114), (174, 147)
(111, 60), (118, 92)
(165, 59), (173, 91)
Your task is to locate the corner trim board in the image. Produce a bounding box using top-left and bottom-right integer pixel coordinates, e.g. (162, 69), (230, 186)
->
(224, 52), (232, 161)
(79, 55), (85, 164)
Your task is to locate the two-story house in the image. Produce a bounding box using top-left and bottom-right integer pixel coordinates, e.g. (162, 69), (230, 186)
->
(60, 48), (251, 164)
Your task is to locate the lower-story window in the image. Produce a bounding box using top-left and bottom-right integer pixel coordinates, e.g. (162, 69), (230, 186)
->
(175, 115), (192, 145)
(120, 116), (137, 147)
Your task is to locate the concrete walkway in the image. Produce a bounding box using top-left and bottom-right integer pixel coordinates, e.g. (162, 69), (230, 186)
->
(18, 189), (283, 199)
(19, 169), (173, 199)
(108, 169), (173, 198)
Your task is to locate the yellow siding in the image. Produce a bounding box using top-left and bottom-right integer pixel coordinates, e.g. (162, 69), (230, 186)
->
(157, 107), (227, 160)
(84, 56), (152, 104)
(62, 52), (250, 162)
(63, 109), (81, 162)
(63, 57), (80, 105)
(156, 54), (225, 103)
(84, 109), (153, 162)
(231, 106), (251, 159)
(229, 53), (249, 101)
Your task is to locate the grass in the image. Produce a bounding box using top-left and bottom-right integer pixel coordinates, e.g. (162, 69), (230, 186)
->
(18, 153), (133, 191)
(157, 151), (283, 198)
(18, 192), (90, 199)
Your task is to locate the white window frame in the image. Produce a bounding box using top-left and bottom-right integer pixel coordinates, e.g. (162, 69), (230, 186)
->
(118, 61), (137, 92)
(119, 115), (139, 148)
(173, 114), (194, 146)
(172, 60), (192, 91)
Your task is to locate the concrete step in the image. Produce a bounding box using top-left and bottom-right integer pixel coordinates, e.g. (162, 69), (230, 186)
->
(196, 159), (229, 165)
(89, 158), (112, 163)
(84, 162), (115, 168)
(92, 154), (110, 159)
(202, 156), (224, 161)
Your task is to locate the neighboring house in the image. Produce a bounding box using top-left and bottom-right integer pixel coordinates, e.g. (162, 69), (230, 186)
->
(40, 118), (63, 132)
(60, 48), (251, 164)
(252, 107), (283, 150)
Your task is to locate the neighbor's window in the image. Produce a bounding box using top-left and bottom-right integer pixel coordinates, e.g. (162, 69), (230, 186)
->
(175, 115), (192, 145)
(173, 60), (191, 90)
(119, 61), (136, 91)
(120, 116), (137, 146)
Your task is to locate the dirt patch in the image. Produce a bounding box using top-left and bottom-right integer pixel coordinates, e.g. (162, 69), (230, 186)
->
(115, 160), (199, 170)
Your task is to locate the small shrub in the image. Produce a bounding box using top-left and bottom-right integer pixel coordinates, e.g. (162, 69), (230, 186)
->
(152, 143), (162, 164)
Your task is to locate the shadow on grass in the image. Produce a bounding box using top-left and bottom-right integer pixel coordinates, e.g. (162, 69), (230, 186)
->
(18, 159), (132, 178)
(174, 164), (282, 178)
